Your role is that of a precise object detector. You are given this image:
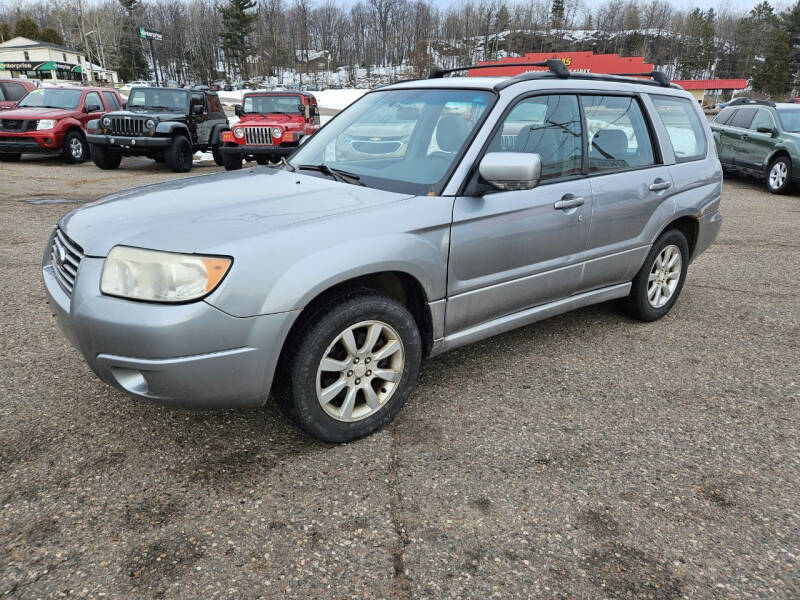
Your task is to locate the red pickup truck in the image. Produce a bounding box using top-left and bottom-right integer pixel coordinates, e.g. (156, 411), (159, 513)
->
(0, 85), (123, 163)
(0, 79), (37, 110)
(221, 91), (320, 170)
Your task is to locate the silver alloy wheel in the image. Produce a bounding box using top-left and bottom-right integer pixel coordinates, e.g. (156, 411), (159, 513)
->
(70, 137), (83, 159)
(769, 160), (788, 190)
(316, 320), (405, 422)
(647, 244), (682, 308)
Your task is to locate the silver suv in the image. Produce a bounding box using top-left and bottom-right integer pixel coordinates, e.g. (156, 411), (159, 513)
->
(43, 62), (722, 442)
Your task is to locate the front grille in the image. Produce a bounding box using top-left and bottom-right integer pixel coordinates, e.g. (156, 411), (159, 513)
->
(0, 119), (34, 132)
(50, 227), (83, 297)
(244, 126), (272, 146)
(109, 117), (146, 135)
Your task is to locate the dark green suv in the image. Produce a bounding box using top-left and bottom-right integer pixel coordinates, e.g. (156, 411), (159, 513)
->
(711, 100), (800, 194)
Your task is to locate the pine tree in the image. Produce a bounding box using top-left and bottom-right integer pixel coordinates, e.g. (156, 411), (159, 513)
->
(219, 0), (257, 80)
(676, 9), (716, 79)
(38, 27), (64, 46)
(0, 22), (11, 42)
(781, 1), (800, 91)
(14, 17), (39, 39)
(551, 0), (565, 30)
(752, 30), (791, 96)
(117, 0), (149, 82)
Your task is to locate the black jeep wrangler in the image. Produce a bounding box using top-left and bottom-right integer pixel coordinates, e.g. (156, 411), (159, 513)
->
(86, 86), (229, 172)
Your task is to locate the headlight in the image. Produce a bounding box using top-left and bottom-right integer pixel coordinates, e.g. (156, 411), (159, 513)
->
(101, 116), (111, 127)
(100, 246), (232, 303)
(36, 119), (57, 130)
(233, 126), (244, 138)
(272, 127), (282, 138)
(145, 119), (155, 130)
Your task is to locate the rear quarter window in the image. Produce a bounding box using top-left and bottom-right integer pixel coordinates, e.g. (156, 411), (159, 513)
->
(651, 95), (708, 163)
(713, 107), (735, 125)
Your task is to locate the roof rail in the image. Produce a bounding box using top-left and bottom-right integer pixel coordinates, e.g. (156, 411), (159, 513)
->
(615, 71), (671, 87)
(727, 97), (775, 107)
(428, 59), (570, 79)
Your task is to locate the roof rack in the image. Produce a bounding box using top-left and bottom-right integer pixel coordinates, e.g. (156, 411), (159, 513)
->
(727, 97), (775, 107)
(428, 59), (570, 79)
(616, 71), (671, 87)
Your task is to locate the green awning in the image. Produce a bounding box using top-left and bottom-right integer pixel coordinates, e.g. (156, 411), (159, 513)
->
(36, 61), (57, 71)
(72, 65), (83, 74)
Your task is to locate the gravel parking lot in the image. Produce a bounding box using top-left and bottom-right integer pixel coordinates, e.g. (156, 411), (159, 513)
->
(1, 157), (798, 599)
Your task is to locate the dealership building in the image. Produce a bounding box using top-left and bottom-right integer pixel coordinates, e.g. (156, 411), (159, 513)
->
(470, 52), (748, 104)
(0, 36), (118, 85)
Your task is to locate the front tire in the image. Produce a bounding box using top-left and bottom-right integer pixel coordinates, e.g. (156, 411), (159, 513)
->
(62, 130), (88, 164)
(165, 135), (193, 173)
(222, 146), (242, 171)
(90, 144), (122, 170)
(622, 229), (689, 322)
(275, 290), (422, 443)
(766, 155), (792, 194)
(212, 145), (224, 166)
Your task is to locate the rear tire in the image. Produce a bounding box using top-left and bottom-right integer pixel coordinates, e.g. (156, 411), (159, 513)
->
(766, 155), (792, 194)
(222, 146), (242, 171)
(274, 289), (422, 443)
(0, 153), (21, 162)
(90, 144), (122, 170)
(165, 135), (193, 173)
(622, 229), (689, 322)
(62, 130), (88, 164)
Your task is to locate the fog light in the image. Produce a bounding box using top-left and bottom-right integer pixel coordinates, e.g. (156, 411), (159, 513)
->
(110, 367), (148, 395)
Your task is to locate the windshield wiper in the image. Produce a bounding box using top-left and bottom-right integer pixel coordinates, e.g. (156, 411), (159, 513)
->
(297, 163), (364, 186)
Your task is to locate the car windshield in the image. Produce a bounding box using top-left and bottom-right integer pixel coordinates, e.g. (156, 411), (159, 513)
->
(777, 108), (800, 132)
(127, 88), (188, 111)
(244, 95), (304, 114)
(288, 88), (494, 195)
(17, 88), (81, 110)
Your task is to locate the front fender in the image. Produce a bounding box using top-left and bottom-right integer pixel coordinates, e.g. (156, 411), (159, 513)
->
(764, 144), (799, 174)
(155, 122), (189, 136)
(210, 123), (229, 145)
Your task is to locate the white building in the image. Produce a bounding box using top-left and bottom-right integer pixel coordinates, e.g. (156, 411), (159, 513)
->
(0, 36), (118, 85)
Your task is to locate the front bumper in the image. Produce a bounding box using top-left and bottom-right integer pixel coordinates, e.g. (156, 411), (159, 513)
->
(86, 133), (171, 150)
(221, 144), (296, 157)
(42, 234), (299, 409)
(0, 131), (64, 154)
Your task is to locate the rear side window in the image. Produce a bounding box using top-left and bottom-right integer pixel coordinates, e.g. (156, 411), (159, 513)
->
(582, 95), (655, 173)
(207, 94), (222, 115)
(651, 95), (708, 163)
(1, 82), (27, 101)
(714, 107), (735, 125)
(102, 91), (120, 110)
(729, 107), (756, 129)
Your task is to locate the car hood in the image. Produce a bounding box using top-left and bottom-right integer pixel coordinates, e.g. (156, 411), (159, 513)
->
(60, 167), (412, 257)
(109, 110), (186, 121)
(239, 113), (303, 124)
(1, 107), (78, 119)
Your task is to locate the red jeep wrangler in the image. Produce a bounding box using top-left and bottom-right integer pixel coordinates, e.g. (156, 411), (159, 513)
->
(221, 91), (320, 170)
(0, 86), (123, 163)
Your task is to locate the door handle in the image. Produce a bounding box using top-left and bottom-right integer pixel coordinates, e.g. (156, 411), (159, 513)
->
(649, 179), (671, 192)
(742, 134), (749, 140)
(553, 195), (584, 210)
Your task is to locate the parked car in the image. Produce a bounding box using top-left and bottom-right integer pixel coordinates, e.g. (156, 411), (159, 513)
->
(711, 99), (800, 194)
(43, 63), (722, 442)
(0, 79), (37, 110)
(85, 86), (229, 172)
(0, 86), (123, 163)
(221, 91), (320, 169)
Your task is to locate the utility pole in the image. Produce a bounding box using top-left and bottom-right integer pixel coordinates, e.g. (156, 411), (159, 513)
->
(77, 0), (95, 84)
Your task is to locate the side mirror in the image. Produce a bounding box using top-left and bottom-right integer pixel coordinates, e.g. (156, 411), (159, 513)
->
(756, 125), (777, 136)
(234, 104), (243, 117)
(84, 104), (101, 113)
(478, 152), (541, 191)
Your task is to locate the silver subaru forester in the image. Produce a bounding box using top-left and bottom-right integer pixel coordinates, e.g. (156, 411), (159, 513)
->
(43, 63), (722, 442)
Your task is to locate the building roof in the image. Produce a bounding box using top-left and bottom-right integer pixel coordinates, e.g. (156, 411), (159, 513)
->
(672, 79), (748, 90)
(0, 36), (79, 55)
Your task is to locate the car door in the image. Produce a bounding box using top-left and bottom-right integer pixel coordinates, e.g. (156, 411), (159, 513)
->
(743, 108), (779, 169)
(80, 91), (105, 127)
(190, 92), (209, 144)
(711, 107), (737, 164)
(447, 94), (592, 335)
(579, 93), (674, 291)
(726, 107), (757, 168)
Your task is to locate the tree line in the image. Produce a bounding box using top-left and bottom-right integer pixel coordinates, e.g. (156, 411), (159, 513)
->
(1, 0), (800, 97)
